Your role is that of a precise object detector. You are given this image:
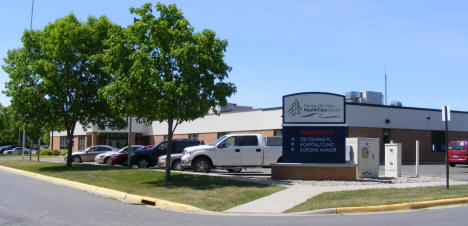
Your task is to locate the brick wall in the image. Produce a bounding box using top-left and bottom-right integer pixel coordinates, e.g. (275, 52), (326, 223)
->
(348, 126), (468, 163)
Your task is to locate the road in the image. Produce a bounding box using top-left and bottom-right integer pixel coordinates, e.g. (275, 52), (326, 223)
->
(0, 169), (467, 226)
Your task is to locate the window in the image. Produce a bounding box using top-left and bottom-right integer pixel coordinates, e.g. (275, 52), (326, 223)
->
(135, 133), (143, 145)
(188, 134), (199, 140)
(98, 133), (128, 148)
(60, 137), (68, 150)
(221, 137), (235, 148)
(449, 141), (466, 151)
(431, 131), (446, 152)
(274, 129), (282, 136)
(217, 132), (229, 139)
(238, 136), (258, 146)
(78, 136), (85, 151)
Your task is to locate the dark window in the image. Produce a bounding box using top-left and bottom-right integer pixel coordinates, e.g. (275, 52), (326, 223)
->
(188, 134), (199, 140)
(142, 136), (150, 145)
(135, 133), (143, 145)
(78, 136), (85, 151)
(238, 136), (258, 146)
(59, 137), (68, 150)
(274, 129), (282, 136)
(382, 129), (391, 144)
(449, 141), (467, 150)
(431, 131), (446, 152)
(98, 133), (127, 148)
(217, 132), (229, 139)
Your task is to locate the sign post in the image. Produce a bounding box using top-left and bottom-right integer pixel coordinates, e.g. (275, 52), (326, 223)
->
(442, 106), (450, 189)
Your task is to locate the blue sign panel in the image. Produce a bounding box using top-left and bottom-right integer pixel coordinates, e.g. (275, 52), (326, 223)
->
(282, 126), (345, 163)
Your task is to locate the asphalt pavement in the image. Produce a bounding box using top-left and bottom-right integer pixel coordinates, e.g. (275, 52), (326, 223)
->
(2, 169), (468, 226)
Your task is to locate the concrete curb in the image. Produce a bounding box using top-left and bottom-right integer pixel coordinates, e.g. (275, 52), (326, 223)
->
(335, 197), (468, 214)
(0, 165), (201, 213)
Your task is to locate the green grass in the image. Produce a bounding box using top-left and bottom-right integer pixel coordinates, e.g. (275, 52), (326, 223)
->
(286, 185), (468, 213)
(0, 160), (284, 211)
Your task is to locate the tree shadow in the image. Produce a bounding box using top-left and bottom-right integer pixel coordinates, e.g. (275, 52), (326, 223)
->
(141, 173), (273, 190)
(37, 164), (126, 172)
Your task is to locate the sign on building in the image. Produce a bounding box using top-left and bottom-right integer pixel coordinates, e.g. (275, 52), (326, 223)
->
(282, 92), (346, 163)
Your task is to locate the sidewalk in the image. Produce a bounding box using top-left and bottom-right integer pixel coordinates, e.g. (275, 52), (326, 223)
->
(224, 177), (468, 214)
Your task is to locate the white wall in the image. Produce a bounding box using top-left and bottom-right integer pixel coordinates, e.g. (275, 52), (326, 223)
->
(149, 108), (282, 135)
(58, 104), (468, 136)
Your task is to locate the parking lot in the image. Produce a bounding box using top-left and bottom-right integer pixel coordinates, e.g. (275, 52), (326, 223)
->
(5, 156), (467, 183)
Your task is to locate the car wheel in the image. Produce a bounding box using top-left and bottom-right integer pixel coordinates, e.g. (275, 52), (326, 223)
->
(193, 158), (211, 173)
(104, 157), (111, 165)
(226, 168), (242, 173)
(137, 158), (150, 168)
(72, 156), (81, 163)
(172, 160), (184, 171)
(450, 163), (456, 167)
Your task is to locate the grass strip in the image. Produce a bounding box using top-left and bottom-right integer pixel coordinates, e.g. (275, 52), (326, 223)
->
(0, 160), (284, 211)
(286, 184), (468, 213)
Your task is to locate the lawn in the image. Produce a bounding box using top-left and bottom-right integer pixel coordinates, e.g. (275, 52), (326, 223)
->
(0, 160), (284, 211)
(286, 184), (468, 213)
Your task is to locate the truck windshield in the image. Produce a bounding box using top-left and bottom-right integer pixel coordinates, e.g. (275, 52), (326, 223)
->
(449, 141), (466, 150)
(211, 136), (227, 146)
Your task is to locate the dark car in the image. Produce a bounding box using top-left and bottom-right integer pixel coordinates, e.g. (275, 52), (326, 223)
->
(132, 140), (200, 168)
(108, 145), (153, 166)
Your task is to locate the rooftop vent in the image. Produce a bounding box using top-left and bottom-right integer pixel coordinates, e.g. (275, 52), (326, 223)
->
(345, 91), (383, 105)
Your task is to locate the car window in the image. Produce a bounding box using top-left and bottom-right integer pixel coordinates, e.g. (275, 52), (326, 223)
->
(221, 137), (235, 148)
(239, 136), (258, 146)
(449, 141), (466, 150)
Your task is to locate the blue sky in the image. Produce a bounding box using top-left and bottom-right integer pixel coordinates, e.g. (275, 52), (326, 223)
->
(1, 0), (468, 112)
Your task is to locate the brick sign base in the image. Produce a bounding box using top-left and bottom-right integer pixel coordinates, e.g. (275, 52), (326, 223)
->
(271, 163), (357, 181)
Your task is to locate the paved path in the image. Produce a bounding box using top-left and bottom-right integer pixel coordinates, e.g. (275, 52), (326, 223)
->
(224, 179), (468, 214)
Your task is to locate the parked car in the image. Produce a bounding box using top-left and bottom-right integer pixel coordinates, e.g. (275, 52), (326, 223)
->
(64, 145), (118, 163)
(108, 145), (154, 166)
(181, 134), (282, 173)
(448, 140), (468, 167)
(4, 147), (30, 155)
(0, 145), (18, 154)
(132, 140), (200, 168)
(158, 153), (184, 171)
(94, 145), (143, 164)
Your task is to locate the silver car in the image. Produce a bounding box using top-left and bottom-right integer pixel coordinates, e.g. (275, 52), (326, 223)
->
(158, 153), (184, 171)
(94, 145), (144, 164)
(64, 145), (118, 163)
(4, 147), (30, 155)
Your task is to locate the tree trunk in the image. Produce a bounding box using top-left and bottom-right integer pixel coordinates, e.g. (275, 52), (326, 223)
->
(165, 117), (174, 180)
(65, 122), (76, 167)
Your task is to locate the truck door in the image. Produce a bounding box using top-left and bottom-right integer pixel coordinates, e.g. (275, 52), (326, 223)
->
(239, 135), (263, 166)
(215, 136), (241, 166)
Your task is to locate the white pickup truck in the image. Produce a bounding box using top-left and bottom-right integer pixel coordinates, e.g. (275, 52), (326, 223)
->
(181, 134), (282, 173)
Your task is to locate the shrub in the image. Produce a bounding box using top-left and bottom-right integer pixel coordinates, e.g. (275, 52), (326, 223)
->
(40, 149), (53, 156)
(51, 150), (61, 156)
(60, 150), (68, 156)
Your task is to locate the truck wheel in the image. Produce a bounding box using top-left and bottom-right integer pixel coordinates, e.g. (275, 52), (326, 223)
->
(227, 168), (242, 173)
(172, 160), (184, 171)
(450, 163), (456, 167)
(193, 158), (211, 173)
(137, 158), (150, 168)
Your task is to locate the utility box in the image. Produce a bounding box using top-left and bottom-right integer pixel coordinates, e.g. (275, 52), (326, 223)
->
(385, 142), (402, 177)
(346, 138), (380, 178)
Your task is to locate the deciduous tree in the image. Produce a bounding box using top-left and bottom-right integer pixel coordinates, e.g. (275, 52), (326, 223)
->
(3, 14), (124, 166)
(101, 3), (236, 179)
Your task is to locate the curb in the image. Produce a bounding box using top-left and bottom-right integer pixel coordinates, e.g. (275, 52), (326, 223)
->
(335, 197), (468, 214)
(0, 165), (201, 213)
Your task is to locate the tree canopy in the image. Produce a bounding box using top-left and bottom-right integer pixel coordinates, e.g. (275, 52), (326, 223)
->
(3, 14), (124, 166)
(101, 3), (236, 178)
